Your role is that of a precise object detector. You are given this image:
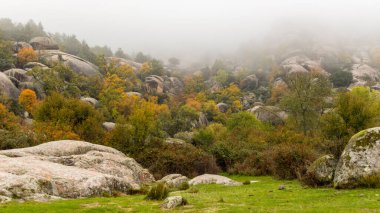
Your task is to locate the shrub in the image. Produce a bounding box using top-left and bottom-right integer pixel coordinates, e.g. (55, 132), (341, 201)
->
(187, 187), (199, 193)
(178, 182), (190, 191)
(133, 143), (219, 179)
(145, 182), (169, 200)
(330, 71), (353, 88)
(243, 180), (251, 185)
(32, 93), (104, 143)
(262, 142), (318, 180)
(0, 129), (35, 150)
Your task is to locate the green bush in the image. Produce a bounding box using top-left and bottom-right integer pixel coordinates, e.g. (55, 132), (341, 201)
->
(145, 182), (169, 200)
(178, 182), (190, 191)
(0, 130), (35, 150)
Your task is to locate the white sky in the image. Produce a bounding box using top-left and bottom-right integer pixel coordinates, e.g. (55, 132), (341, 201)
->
(1, 0), (379, 63)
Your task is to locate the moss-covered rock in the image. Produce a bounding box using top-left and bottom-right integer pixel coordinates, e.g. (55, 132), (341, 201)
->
(334, 127), (380, 188)
(304, 155), (337, 186)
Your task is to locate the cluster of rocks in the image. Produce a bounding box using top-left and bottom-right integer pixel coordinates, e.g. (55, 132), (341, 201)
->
(144, 75), (183, 95)
(306, 127), (380, 188)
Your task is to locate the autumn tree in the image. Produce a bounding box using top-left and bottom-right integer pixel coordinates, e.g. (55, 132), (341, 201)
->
(0, 103), (20, 130)
(17, 47), (37, 65)
(18, 89), (37, 113)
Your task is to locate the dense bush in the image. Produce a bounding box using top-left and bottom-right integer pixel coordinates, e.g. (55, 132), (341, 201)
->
(133, 143), (219, 179)
(261, 142), (318, 179)
(330, 71), (353, 88)
(32, 93), (104, 143)
(0, 129), (35, 150)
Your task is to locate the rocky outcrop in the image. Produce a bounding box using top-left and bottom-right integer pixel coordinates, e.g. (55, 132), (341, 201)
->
(240, 74), (258, 90)
(126, 92), (142, 98)
(349, 64), (380, 87)
(0, 72), (20, 99)
(102, 122), (116, 131)
(80, 97), (99, 107)
(106, 57), (142, 72)
(29, 37), (59, 50)
(306, 155), (337, 185)
(189, 174), (242, 186)
(165, 77), (183, 95)
(159, 174), (189, 188)
(12, 41), (32, 53)
(241, 93), (256, 109)
(216, 103), (228, 113)
(198, 112), (209, 127)
(334, 127), (380, 188)
(281, 55), (327, 75)
(164, 138), (186, 145)
(0, 140), (154, 202)
(145, 75), (164, 94)
(38, 50), (100, 76)
(161, 196), (186, 209)
(3, 68), (31, 85)
(248, 105), (287, 125)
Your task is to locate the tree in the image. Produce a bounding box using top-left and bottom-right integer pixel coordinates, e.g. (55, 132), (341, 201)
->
(281, 72), (332, 134)
(330, 71), (353, 88)
(17, 47), (37, 65)
(135, 52), (151, 63)
(115, 48), (128, 59)
(18, 89), (37, 113)
(215, 69), (229, 86)
(0, 40), (14, 71)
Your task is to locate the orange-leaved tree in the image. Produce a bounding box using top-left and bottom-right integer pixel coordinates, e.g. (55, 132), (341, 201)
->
(19, 89), (37, 113)
(17, 47), (37, 65)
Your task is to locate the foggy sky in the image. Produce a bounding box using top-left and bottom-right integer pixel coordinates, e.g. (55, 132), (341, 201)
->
(1, 0), (379, 64)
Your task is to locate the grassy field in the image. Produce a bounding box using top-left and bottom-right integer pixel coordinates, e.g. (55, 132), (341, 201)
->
(1, 175), (379, 212)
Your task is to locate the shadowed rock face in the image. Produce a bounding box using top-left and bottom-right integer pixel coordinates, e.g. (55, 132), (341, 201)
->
(38, 50), (100, 76)
(12, 41), (32, 53)
(334, 127), (380, 188)
(0, 72), (19, 100)
(0, 140), (155, 202)
(145, 75), (164, 94)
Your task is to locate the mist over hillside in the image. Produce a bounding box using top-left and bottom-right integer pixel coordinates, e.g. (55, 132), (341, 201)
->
(1, 0), (380, 66)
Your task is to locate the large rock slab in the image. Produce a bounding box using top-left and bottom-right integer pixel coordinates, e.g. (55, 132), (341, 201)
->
(38, 50), (100, 76)
(334, 127), (380, 188)
(0, 140), (154, 201)
(189, 174), (242, 186)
